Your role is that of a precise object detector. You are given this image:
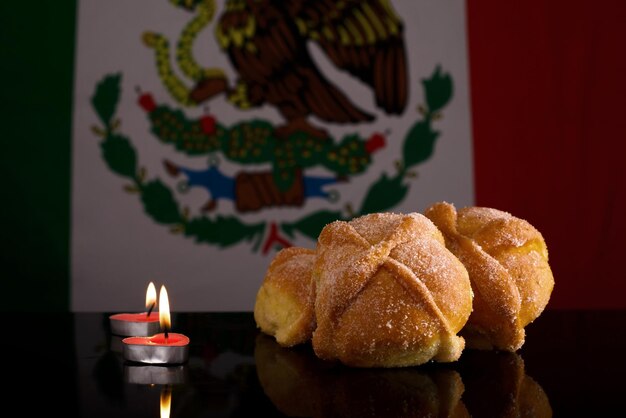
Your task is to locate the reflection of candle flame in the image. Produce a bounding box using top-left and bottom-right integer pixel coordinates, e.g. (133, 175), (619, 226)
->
(146, 282), (157, 310)
(160, 386), (172, 418)
(159, 285), (171, 334)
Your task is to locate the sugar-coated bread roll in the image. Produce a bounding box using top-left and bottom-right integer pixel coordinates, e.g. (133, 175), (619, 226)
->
(424, 201), (555, 351)
(312, 212), (473, 367)
(254, 247), (316, 347)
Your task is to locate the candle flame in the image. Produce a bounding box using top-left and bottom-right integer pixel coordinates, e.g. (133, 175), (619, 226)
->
(159, 285), (171, 332)
(160, 387), (172, 418)
(145, 282), (157, 310)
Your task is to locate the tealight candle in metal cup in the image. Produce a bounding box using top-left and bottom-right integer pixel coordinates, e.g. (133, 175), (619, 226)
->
(122, 285), (190, 364)
(109, 282), (160, 337)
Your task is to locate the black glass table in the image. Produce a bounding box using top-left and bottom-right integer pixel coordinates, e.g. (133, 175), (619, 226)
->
(5, 311), (625, 417)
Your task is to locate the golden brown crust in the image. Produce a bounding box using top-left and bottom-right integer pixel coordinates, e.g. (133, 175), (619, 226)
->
(312, 212), (473, 367)
(253, 246), (317, 347)
(424, 202), (555, 351)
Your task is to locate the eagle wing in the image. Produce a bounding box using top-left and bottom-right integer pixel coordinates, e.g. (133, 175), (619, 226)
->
(216, 0), (374, 124)
(285, 0), (409, 115)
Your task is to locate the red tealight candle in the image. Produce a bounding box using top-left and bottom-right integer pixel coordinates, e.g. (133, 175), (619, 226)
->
(109, 282), (160, 337)
(122, 285), (190, 364)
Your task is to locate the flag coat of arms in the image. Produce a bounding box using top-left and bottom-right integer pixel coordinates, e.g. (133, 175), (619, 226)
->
(70, 0), (474, 311)
(4, 1), (626, 313)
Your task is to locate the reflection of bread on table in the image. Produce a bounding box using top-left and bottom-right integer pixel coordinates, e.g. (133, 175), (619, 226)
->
(254, 333), (469, 418)
(457, 350), (552, 417)
(312, 212), (473, 367)
(254, 247), (317, 347)
(425, 202), (555, 351)
(329, 367), (468, 418)
(254, 333), (332, 417)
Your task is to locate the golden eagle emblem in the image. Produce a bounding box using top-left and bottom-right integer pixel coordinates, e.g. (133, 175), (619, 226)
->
(187, 0), (408, 139)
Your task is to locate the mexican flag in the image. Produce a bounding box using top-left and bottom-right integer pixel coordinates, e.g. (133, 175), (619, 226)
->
(3, 0), (625, 311)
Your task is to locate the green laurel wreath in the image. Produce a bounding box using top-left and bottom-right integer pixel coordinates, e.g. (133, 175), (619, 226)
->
(90, 65), (452, 251)
(147, 106), (376, 191)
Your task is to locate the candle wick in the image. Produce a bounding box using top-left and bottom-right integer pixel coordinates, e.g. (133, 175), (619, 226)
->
(147, 302), (155, 317)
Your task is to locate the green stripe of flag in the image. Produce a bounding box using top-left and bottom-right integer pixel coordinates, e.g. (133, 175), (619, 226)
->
(0, 1), (76, 311)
